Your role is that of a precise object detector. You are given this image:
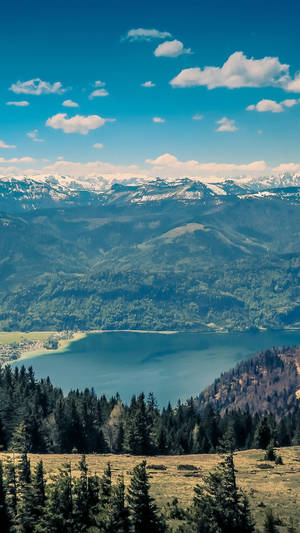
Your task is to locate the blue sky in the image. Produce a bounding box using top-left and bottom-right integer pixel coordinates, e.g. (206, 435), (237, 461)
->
(1, 0), (300, 180)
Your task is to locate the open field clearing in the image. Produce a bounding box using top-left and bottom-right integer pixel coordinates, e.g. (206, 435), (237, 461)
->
(1, 447), (299, 530)
(0, 331), (56, 345)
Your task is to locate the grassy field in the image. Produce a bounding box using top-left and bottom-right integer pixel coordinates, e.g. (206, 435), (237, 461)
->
(0, 331), (55, 344)
(1, 447), (299, 530)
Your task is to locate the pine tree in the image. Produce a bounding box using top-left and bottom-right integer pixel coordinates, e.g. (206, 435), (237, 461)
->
(188, 453), (255, 533)
(127, 461), (166, 533)
(123, 395), (152, 455)
(9, 422), (30, 454)
(254, 417), (272, 449)
(14, 453), (34, 533)
(0, 461), (10, 532)
(109, 475), (130, 533)
(93, 462), (112, 531)
(31, 460), (46, 524)
(73, 455), (91, 532)
(4, 459), (17, 523)
(39, 462), (73, 533)
(264, 442), (276, 461)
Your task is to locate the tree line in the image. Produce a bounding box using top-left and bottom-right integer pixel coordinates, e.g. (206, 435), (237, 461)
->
(0, 366), (299, 456)
(0, 450), (290, 533)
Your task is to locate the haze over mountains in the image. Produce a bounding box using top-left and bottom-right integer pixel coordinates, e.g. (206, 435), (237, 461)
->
(0, 174), (300, 332)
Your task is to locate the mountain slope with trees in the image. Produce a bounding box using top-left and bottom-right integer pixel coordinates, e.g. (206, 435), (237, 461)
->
(196, 346), (300, 416)
(0, 181), (300, 331)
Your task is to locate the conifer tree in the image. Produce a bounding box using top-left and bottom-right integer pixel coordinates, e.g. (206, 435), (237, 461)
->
(93, 462), (112, 531)
(14, 452), (34, 533)
(188, 453), (255, 533)
(109, 475), (130, 533)
(9, 422), (30, 454)
(127, 461), (166, 533)
(0, 461), (10, 532)
(4, 459), (17, 524)
(39, 462), (73, 533)
(73, 455), (91, 532)
(254, 417), (272, 449)
(31, 460), (46, 522)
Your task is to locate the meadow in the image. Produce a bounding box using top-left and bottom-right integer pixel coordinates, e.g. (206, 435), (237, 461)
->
(1, 447), (299, 530)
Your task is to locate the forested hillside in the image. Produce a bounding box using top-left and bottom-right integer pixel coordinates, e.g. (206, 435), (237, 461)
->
(196, 346), (300, 416)
(0, 179), (300, 332)
(0, 346), (299, 455)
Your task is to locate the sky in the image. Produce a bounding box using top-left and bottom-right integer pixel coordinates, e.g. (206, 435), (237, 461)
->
(1, 0), (300, 181)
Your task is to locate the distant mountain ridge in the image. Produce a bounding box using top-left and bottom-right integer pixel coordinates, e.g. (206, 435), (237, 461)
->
(1, 173), (300, 212)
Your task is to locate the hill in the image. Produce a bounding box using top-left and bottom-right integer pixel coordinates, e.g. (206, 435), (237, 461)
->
(0, 177), (300, 331)
(195, 346), (300, 416)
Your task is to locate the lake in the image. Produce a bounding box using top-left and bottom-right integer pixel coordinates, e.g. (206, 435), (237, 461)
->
(11, 329), (300, 406)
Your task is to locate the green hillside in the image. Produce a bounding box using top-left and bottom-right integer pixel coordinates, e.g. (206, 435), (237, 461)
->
(0, 194), (300, 331)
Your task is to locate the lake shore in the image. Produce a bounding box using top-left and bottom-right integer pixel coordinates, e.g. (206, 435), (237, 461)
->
(18, 331), (87, 361)
(3, 326), (300, 365)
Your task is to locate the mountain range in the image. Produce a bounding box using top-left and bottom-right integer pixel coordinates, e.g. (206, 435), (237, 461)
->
(0, 174), (300, 331)
(1, 173), (300, 212)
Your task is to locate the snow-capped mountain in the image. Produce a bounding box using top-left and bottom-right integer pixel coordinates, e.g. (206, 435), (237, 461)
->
(1, 173), (300, 212)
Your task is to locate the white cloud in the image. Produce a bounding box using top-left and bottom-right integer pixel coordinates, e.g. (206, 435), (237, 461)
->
(10, 78), (67, 95)
(62, 99), (79, 108)
(6, 100), (29, 107)
(93, 143), (103, 148)
(89, 88), (109, 99)
(94, 80), (106, 87)
(153, 117), (165, 123)
(125, 28), (172, 41)
(46, 113), (115, 134)
(281, 98), (299, 107)
(145, 153), (268, 178)
(170, 51), (290, 89)
(247, 97), (300, 112)
(27, 129), (44, 142)
(0, 156), (35, 163)
(0, 140), (16, 149)
(285, 74), (300, 93)
(273, 162), (300, 173)
(141, 81), (156, 87)
(192, 114), (203, 120)
(154, 39), (191, 58)
(247, 99), (283, 113)
(215, 117), (238, 132)
(5, 152), (300, 182)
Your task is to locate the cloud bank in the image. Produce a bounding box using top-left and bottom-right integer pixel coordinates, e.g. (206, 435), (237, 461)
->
(3, 153), (300, 182)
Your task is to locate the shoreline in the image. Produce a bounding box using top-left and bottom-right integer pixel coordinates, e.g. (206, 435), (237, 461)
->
(18, 331), (87, 361)
(4, 326), (300, 364)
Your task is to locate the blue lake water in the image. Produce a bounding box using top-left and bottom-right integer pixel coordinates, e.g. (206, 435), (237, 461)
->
(11, 330), (300, 406)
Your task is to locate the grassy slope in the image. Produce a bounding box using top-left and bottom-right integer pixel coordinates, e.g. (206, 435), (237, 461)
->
(1, 447), (299, 530)
(0, 331), (55, 344)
